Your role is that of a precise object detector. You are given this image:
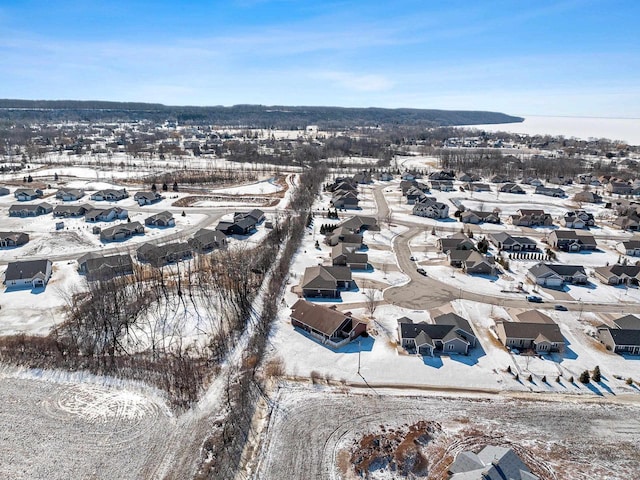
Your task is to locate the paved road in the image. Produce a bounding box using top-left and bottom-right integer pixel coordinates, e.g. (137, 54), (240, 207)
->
(372, 185), (640, 314)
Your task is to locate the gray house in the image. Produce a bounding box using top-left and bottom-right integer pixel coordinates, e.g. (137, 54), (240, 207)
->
(527, 263), (587, 287)
(0, 232), (29, 248)
(4, 259), (52, 289)
(145, 211), (175, 227)
(489, 232), (537, 252)
(189, 228), (228, 252)
(8, 202), (53, 217)
(137, 242), (192, 267)
(134, 191), (163, 206)
(594, 265), (640, 285)
(100, 221), (145, 242)
(449, 445), (539, 480)
(77, 253), (134, 281)
(331, 243), (369, 270)
(397, 313), (476, 356)
(598, 315), (640, 355)
(55, 188), (85, 201)
(90, 189), (129, 201)
(616, 239), (640, 256)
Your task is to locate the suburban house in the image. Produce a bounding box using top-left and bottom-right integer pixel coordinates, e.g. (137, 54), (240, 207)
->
(563, 210), (595, 229)
(522, 177), (543, 187)
(90, 189), (129, 201)
(134, 191), (163, 206)
(337, 215), (379, 233)
(491, 175), (511, 184)
(14, 188), (43, 201)
(331, 243), (369, 270)
(145, 211), (175, 227)
(326, 178), (357, 192)
(438, 233), (474, 253)
(137, 242), (192, 267)
(430, 179), (454, 191)
(614, 212), (640, 231)
(352, 171), (372, 184)
(377, 171), (393, 181)
(400, 180), (429, 196)
(496, 318), (564, 353)
(597, 314), (640, 355)
(234, 209), (265, 225)
(85, 207), (128, 222)
(535, 185), (565, 197)
(448, 445), (539, 480)
(0, 232), (29, 248)
(53, 204), (93, 218)
(548, 230), (597, 251)
(77, 253), (134, 281)
(465, 182), (491, 192)
(3, 259), (52, 289)
(216, 216), (257, 235)
(405, 186), (427, 204)
(607, 182), (635, 196)
(449, 250), (497, 275)
(397, 313), (476, 356)
(510, 209), (553, 227)
(300, 265), (355, 297)
(617, 239), (640, 256)
(458, 172), (480, 182)
(8, 202), (53, 217)
(527, 263), (587, 287)
(325, 227), (364, 248)
(100, 221), (145, 242)
(0, 186), (10, 196)
(499, 182), (525, 194)
(290, 299), (367, 349)
(594, 264), (640, 285)
(574, 190), (603, 203)
(489, 232), (537, 252)
(55, 188), (84, 201)
(189, 228), (228, 252)
(460, 210), (501, 224)
(428, 170), (455, 181)
(331, 190), (359, 209)
(412, 197), (449, 219)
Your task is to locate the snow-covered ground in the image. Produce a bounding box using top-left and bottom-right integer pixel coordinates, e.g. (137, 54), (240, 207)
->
(467, 115), (640, 145)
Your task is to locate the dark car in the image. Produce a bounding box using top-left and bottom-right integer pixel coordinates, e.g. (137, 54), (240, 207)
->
(554, 304), (568, 311)
(416, 268), (427, 276)
(526, 295), (543, 303)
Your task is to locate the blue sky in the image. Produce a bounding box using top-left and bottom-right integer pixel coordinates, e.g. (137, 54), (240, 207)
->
(0, 0), (638, 117)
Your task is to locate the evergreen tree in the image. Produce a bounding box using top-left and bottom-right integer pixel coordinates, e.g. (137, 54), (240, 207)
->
(151, 183), (157, 192)
(592, 365), (601, 382)
(579, 370), (590, 384)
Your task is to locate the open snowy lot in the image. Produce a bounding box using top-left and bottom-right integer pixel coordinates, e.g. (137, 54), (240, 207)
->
(0, 370), (175, 480)
(255, 386), (640, 479)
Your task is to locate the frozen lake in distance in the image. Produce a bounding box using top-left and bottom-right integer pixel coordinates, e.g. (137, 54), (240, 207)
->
(466, 115), (640, 146)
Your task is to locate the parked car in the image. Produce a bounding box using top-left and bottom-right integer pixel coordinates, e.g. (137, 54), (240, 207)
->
(409, 256), (416, 261)
(416, 268), (427, 276)
(526, 295), (543, 303)
(554, 304), (568, 311)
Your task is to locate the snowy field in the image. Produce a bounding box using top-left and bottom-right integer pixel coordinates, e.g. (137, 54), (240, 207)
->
(0, 369), (175, 480)
(255, 386), (640, 480)
(467, 115), (640, 145)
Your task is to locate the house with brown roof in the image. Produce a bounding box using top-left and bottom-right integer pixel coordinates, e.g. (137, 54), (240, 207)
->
(325, 228), (363, 248)
(510, 209), (553, 227)
(460, 210), (500, 224)
(616, 239), (640, 256)
(290, 299), (367, 348)
(594, 265), (640, 285)
(438, 233), (474, 253)
(548, 230), (597, 251)
(496, 319), (564, 353)
(300, 265), (355, 297)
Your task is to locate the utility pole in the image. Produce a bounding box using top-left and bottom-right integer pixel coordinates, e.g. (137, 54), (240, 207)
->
(357, 340), (361, 375)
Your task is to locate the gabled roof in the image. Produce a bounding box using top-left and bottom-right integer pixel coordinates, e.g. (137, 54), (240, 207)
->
(338, 215), (378, 232)
(5, 259), (50, 281)
(608, 329), (640, 347)
(499, 321), (564, 343)
(301, 265), (352, 290)
(516, 310), (554, 324)
(291, 299), (360, 337)
(433, 312), (473, 333)
(614, 314), (640, 330)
